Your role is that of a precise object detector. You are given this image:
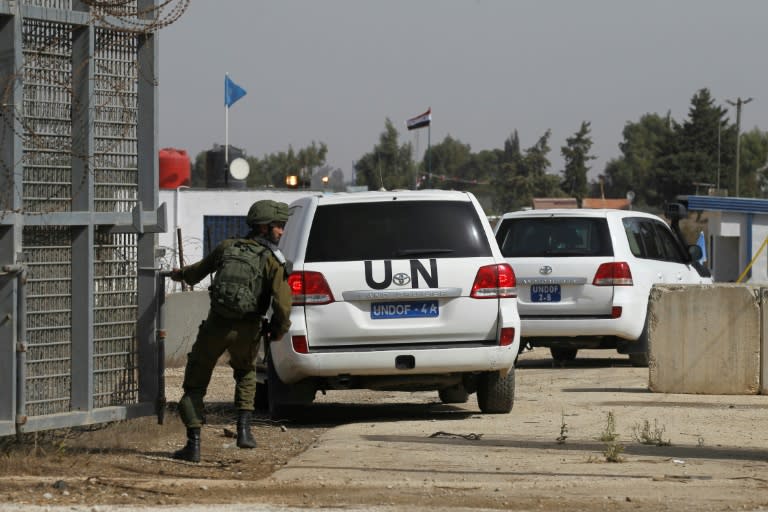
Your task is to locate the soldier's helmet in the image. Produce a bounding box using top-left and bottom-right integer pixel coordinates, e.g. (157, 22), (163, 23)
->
(246, 200), (291, 227)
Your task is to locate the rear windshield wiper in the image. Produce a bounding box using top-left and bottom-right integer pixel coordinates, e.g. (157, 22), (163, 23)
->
(394, 248), (455, 257)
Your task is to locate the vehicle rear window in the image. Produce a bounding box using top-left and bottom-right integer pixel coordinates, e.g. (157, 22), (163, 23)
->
(305, 200), (492, 262)
(496, 217), (613, 257)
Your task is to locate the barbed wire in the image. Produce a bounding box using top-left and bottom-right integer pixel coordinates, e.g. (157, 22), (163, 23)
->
(0, 0), (189, 219)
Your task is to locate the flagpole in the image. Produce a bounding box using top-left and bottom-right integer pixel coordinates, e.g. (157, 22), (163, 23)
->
(427, 123), (431, 184)
(225, 73), (229, 177)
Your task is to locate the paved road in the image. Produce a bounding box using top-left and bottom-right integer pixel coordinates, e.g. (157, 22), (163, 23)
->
(4, 350), (768, 511)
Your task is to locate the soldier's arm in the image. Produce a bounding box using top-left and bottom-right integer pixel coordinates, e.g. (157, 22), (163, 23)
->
(267, 257), (292, 339)
(175, 240), (228, 286)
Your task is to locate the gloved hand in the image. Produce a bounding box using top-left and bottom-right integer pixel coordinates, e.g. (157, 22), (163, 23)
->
(170, 268), (184, 282)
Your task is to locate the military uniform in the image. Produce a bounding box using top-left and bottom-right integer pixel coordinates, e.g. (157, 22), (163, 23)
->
(175, 238), (292, 429)
(170, 199), (292, 462)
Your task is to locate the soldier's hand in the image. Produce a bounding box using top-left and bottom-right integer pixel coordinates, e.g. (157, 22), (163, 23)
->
(170, 268), (183, 282)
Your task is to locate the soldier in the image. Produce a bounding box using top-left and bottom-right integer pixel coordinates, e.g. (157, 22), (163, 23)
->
(169, 200), (293, 462)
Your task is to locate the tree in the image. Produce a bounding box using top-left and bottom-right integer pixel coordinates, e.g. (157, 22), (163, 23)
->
(421, 135), (472, 189)
(560, 121), (595, 204)
(603, 112), (674, 208)
(191, 151), (207, 188)
(491, 131), (523, 214)
(668, 88), (731, 196)
(247, 141), (329, 189)
(354, 119), (415, 190)
(492, 130), (559, 213)
(740, 128), (768, 197)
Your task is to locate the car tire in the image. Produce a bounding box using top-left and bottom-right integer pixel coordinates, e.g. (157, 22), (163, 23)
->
(550, 347), (578, 361)
(477, 368), (515, 414)
(628, 352), (649, 367)
(438, 384), (469, 404)
(267, 354), (316, 420)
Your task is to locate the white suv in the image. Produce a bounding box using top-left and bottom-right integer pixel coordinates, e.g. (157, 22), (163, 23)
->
(493, 208), (711, 365)
(258, 190), (520, 417)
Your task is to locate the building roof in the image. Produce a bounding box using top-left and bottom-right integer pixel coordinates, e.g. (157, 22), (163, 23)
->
(532, 197), (577, 209)
(582, 198), (631, 210)
(684, 195), (768, 214)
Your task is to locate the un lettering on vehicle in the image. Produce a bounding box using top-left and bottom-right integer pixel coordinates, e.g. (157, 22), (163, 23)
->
(364, 259), (438, 289)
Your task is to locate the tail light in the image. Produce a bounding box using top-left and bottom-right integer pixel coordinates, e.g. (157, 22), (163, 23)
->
(500, 327), (515, 346)
(611, 306), (622, 319)
(288, 271), (335, 305)
(292, 335), (309, 354)
(471, 264), (517, 299)
(592, 262), (633, 286)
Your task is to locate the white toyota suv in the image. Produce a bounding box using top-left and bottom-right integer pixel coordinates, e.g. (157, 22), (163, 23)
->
(493, 207), (711, 366)
(257, 190), (520, 418)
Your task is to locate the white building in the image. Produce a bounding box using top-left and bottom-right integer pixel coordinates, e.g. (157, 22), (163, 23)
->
(684, 195), (768, 283)
(158, 187), (320, 290)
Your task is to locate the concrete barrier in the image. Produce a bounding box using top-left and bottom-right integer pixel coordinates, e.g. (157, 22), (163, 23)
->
(163, 290), (209, 367)
(648, 284), (761, 394)
(762, 287), (768, 395)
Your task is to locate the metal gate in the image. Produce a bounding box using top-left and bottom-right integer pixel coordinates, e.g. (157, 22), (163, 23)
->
(0, 0), (175, 436)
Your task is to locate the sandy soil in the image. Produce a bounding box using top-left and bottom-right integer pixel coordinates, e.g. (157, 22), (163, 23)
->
(1, 349), (768, 511)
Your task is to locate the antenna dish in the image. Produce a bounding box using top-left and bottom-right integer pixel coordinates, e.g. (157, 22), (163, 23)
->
(229, 158), (250, 180)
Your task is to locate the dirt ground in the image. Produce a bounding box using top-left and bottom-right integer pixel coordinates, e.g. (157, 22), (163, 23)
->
(2, 349), (768, 511)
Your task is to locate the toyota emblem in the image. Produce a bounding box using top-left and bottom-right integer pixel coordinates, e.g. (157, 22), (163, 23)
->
(539, 265), (553, 275)
(392, 273), (411, 286)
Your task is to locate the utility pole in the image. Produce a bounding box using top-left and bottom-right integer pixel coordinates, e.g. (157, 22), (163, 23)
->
(726, 96), (753, 197)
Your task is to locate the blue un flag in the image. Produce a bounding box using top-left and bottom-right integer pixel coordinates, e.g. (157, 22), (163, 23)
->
(225, 75), (247, 107)
(696, 231), (707, 264)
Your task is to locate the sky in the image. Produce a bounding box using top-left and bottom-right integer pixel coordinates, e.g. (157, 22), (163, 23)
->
(158, 0), (768, 184)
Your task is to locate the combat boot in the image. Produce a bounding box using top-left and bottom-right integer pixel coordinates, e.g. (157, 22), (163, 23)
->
(236, 410), (257, 448)
(172, 427), (201, 462)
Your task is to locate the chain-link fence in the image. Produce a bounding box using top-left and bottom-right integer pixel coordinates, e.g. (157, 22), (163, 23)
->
(0, 0), (187, 437)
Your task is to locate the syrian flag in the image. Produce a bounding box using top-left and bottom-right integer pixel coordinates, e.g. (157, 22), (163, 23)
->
(406, 108), (431, 130)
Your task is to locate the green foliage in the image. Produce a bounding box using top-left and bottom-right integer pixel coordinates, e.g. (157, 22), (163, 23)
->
(185, 86), (768, 203)
(491, 130), (564, 214)
(560, 121), (595, 203)
(599, 411), (625, 463)
(421, 135), (472, 189)
(355, 119), (415, 190)
(191, 141), (329, 190)
(631, 419), (671, 446)
(598, 410), (619, 442)
(601, 87), (768, 205)
(556, 411), (568, 444)
(191, 151), (207, 188)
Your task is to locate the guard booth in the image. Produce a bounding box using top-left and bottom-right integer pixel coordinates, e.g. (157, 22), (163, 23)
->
(682, 196), (768, 283)
(0, 1), (166, 436)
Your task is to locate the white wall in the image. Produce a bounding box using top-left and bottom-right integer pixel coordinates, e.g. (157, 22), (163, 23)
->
(749, 215), (768, 283)
(708, 210), (768, 284)
(158, 188), (318, 291)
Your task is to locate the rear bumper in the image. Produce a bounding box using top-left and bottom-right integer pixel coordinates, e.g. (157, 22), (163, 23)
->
(270, 341), (518, 384)
(520, 314), (644, 341)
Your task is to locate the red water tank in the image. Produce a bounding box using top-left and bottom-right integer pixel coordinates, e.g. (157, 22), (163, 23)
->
(159, 148), (191, 189)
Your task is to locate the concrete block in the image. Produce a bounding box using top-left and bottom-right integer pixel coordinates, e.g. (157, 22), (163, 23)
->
(648, 284), (761, 394)
(163, 290), (209, 367)
(762, 288), (768, 395)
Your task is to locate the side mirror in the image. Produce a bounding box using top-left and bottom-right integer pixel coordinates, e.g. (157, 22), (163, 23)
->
(665, 202), (688, 221)
(687, 244), (702, 262)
